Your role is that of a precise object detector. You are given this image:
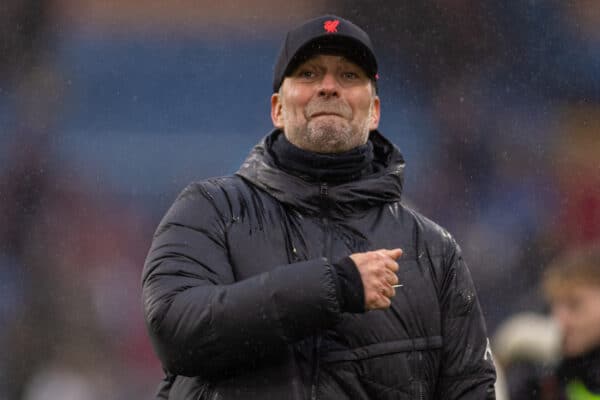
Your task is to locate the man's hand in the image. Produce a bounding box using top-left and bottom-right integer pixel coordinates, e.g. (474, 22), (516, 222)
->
(350, 249), (402, 310)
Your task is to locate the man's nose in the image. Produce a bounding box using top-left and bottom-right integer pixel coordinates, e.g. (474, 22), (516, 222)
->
(318, 73), (339, 98)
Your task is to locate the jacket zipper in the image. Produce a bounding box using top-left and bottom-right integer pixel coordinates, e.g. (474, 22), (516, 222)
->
(320, 182), (332, 259)
(310, 335), (322, 400)
(310, 183), (331, 400)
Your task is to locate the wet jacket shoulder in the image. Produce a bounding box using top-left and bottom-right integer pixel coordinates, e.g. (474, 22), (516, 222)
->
(142, 130), (496, 399)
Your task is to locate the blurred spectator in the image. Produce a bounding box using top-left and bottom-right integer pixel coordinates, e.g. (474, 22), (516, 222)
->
(542, 243), (600, 399)
(494, 244), (600, 399)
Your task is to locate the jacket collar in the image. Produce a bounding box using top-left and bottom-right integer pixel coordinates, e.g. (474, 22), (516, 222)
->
(236, 129), (404, 219)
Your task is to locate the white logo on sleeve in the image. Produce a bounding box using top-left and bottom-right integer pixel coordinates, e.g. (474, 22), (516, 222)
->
(484, 338), (494, 362)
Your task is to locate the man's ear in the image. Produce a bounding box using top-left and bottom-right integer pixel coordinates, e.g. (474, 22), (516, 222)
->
(369, 96), (381, 131)
(271, 92), (284, 128)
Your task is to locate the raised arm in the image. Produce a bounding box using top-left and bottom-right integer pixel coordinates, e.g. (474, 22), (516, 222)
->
(142, 183), (342, 378)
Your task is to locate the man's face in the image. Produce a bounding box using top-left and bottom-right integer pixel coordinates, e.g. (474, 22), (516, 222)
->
(271, 54), (380, 153)
(550, 284), (600, 357)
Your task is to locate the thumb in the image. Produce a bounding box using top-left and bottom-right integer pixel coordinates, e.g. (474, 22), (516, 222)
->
(382, 248), (403, 260)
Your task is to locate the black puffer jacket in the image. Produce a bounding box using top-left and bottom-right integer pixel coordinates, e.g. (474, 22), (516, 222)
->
(142, 130), (496, 399)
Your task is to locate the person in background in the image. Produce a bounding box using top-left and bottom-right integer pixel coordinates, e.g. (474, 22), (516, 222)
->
(542, 243), (600, 399)
(142, 14), (496, 399)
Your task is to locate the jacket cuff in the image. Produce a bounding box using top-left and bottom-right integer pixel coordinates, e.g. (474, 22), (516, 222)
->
(333, 256), (365, 313)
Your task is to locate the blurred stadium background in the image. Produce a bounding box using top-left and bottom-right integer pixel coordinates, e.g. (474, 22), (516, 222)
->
(1, 0), (599, 398)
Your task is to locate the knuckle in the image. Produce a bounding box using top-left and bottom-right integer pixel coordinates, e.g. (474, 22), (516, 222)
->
(366, 292), (378, 304)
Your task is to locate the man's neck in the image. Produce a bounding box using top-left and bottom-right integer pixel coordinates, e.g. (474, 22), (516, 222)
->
(267, 131), (374, 183)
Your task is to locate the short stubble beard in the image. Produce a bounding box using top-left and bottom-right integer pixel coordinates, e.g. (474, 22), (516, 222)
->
(282, 95), (374, 154)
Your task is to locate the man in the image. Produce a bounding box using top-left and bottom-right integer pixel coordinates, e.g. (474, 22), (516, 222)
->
(542, 244), (600, 399)
(142, 15), (496, 399)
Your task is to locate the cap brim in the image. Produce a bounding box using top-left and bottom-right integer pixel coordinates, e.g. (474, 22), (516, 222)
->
(283, 35), (377, 80)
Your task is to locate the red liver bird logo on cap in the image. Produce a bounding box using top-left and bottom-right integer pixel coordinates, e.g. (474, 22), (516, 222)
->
(324, 19), (340, 33)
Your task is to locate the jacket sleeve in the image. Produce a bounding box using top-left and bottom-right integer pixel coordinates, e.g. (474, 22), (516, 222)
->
(141, 183), (342, 378)
(436, 236), (497, 399)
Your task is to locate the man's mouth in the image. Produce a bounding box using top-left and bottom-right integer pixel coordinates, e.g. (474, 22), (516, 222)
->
(310, 112), (342, 118)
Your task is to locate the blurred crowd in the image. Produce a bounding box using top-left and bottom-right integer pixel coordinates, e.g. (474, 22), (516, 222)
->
(1, 0), (599, 398)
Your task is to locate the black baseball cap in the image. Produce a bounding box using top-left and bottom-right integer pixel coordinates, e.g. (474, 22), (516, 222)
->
(272, 15), (378, 92)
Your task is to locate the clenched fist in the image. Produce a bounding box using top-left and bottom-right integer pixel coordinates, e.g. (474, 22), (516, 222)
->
(350, 248), (402, 310)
